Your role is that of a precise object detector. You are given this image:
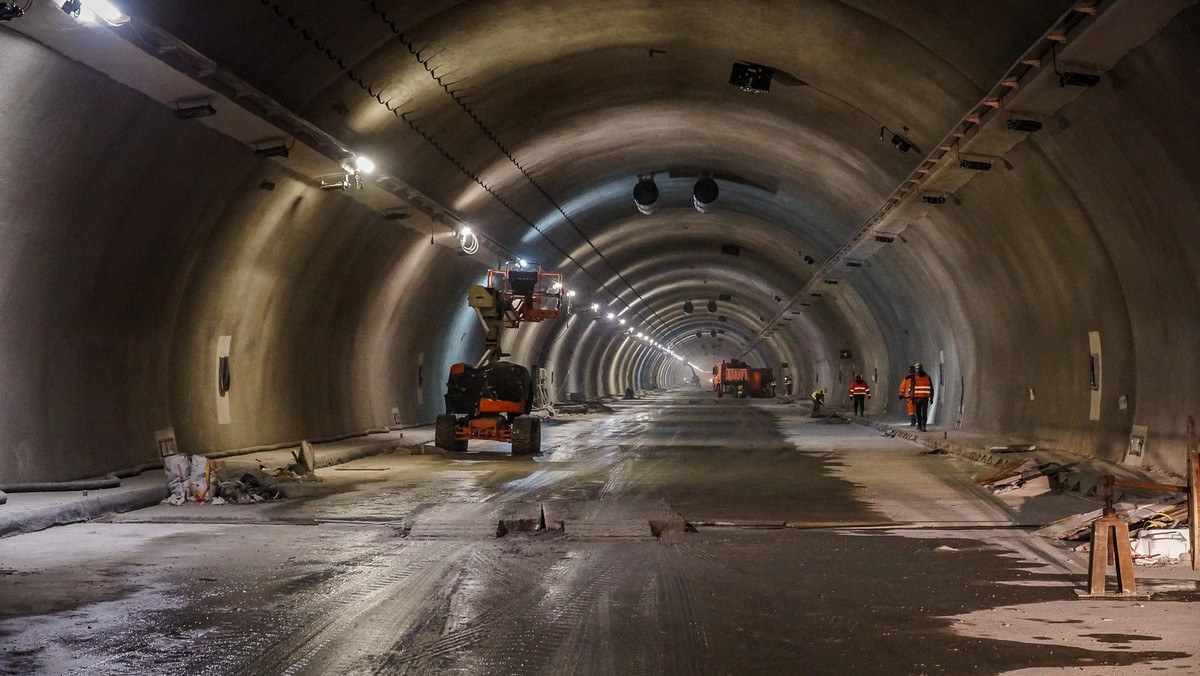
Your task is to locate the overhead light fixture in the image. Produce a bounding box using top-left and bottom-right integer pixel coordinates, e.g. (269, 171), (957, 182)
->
(803, 255), (816, 265)
(874, 235), (895, 243)
(633, 175), (658, 215)
(566, 290), (576, 297)
(62, 0), (130, 26)
(174, 103), (216, 120)
(890, 133), (912, 153)
(606, 312), (615, 320)
(0, 3), (26, 21)
(921, 194), (947, 205)
(683, 301), (694, 314)
(618, 319), (626, 325)
(1006, 118), (1043, 133)
(1059, 71), (1100, 88)
(959, 158), (992, 171)
(458, 227), (478, 255)
(706, 300), (718, 313)
(693, 177), (719, 213)
(709, 330), (717, 338)
(590, 303), (600, 312)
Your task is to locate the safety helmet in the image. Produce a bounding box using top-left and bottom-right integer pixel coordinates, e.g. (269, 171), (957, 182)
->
(914, 362), (923, 370)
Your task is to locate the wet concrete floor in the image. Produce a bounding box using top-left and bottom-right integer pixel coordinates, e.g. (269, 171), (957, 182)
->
(0, 393), (1196, 674)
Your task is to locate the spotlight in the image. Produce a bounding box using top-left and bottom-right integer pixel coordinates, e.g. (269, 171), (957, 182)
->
(567, 290), (576, 297)
(1006, 118), (1043, 133)
(458, 227), (478, 255)
(619, 319), (626, 325)
(683, 301), (694, 314)
(518, 259), (528, 268)
(0, 3), (25, 21)
(62, 0), (128, 25)
(959, 158), (992, 171)
(921, 194), (947, 205)
(174, 103), (217, 119)
(706, 300), (718, 313)
(590, 303), (600, 312)
(693, 177), (719, 213)
(1059, 72), (1100, 88)
(606, 313), (615, 320)
(633, 176), (658, 215)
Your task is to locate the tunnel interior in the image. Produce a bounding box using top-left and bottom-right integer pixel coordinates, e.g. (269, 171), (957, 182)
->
(2, 0), (1199, 483)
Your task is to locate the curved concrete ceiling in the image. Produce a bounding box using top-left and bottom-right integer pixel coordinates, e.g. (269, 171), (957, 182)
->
(1, 0), (1198, 483)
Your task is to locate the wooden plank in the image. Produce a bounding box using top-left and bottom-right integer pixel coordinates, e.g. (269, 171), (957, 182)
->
(1188, 416), (1198, 571)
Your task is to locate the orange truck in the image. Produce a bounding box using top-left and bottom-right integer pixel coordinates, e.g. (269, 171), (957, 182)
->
(713, 360), (751, 397)
(713, 361), (775, 398)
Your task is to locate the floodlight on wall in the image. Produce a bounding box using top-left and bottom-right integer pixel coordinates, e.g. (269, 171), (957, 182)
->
(683, 301), (694, 314)
(706, 300), (718, 313)
(174, 102), (216, 119)
(693, 177), (719, 213)
(458, 227), (479, 255)
(633, 175), (659, 215)
(62, 0), (129, 26)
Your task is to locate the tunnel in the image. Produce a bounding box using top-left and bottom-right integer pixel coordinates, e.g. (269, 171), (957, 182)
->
(1, 1), (1199, 673)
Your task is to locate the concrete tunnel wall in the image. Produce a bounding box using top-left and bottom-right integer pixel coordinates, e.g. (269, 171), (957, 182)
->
(0, 29), (485, 483)
(4, 4), (1200, 483)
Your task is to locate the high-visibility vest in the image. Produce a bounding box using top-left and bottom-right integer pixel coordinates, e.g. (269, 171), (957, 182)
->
(849, 381), (870, 396)
(911, 373), (933, 398)
(898, 375), (913, 398)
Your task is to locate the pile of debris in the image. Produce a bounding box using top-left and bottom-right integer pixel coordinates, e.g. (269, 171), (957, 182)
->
(978, 459), (1067, 497)
(163, 453), (302, 506)
(554, 399), (616, 415)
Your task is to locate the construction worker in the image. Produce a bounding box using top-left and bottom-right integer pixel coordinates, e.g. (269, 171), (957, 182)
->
(783, 375), (793, 396)
(898, 365), (916, 426)
(848, 374), (871, 416)
(811, 388), (826, 413)
(909, 363), (934, 431)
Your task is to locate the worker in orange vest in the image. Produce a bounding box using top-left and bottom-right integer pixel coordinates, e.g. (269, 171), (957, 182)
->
(908, 362), (934, 431)
(848, 374), (871, 416)
(898, 365), (916, 426)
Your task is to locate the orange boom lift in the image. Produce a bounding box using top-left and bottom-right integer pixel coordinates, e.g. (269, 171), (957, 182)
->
(436, 262), (563, 454)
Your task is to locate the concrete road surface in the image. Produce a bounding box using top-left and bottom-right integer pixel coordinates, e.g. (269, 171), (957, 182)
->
(1, 392), (1196, 675)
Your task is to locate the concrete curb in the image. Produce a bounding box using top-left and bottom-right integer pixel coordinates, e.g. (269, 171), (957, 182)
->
(0, 474), (168, 538)
(0, 432), (428, 539)
(846, 416), (1015, 468)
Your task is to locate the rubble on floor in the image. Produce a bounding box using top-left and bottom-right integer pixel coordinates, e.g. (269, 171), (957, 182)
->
(1037, 495), (1188, 540)
(977, 459), (1067, 496)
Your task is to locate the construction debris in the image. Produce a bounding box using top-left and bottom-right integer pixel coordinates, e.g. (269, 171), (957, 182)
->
(1036, 496), (1188, 540)
(978, 459), (1065, 496)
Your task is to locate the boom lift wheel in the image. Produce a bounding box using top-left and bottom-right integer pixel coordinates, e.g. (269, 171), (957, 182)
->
(511, 415), (541, 454)
(435, 413), (467, 452)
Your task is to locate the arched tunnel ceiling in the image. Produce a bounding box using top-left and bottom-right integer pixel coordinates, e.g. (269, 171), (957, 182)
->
(118, 0), (1077, 354)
